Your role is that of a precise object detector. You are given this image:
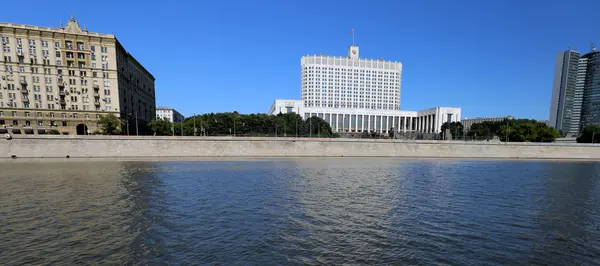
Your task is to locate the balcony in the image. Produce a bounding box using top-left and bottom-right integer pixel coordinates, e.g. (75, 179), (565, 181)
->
(20, 79), (27, 85)
(57, 81), (65, 87)
(59, 100), (66, 104)
(20, 89), (28, 94)
(22, 98), (29, 103)
(59, 91), (65, 96)
(94, 101), (101, 106)
(93, 93), (100, 97)
(93, 84), (99, 89)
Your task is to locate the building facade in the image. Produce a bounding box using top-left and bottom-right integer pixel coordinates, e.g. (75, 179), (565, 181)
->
(461, 116), (514, 131)
(301, 46), (402, 110)
(269, 99), (460, 134)
(549, 46), (600, 137)
(0, 17), (155, 135)
(156, 107), (184, 123)
(269, 45), (461, 135)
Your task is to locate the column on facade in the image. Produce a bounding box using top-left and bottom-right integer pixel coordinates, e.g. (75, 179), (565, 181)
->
(428, 115), (432, 133)
(402, 117), (406, 132)
(384, 116), (389, 133)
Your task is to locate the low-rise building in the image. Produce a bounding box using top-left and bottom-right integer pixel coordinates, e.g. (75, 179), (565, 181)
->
(269, 99), (461, 134)
(156, 107), (184, 123)
(461, 116), (514, 131)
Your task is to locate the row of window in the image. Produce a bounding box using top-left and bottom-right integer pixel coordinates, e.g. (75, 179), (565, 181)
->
(0, 110), (104, 118)
(1, 37), (108, 52)
(0, 101), (111, 111)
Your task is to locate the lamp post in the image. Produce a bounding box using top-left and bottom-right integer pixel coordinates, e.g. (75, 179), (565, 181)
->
(135, 111), (138, 136)
(33, 98), (39, 135)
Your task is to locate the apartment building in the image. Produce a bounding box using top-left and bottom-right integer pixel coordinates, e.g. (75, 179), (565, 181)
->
(0, 17), (155, 135)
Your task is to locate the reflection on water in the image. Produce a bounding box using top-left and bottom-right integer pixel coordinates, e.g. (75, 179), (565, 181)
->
(0, 159), (599, 265)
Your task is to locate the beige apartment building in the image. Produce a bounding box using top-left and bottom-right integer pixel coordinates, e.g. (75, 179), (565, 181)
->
(0, 17), (155, 135)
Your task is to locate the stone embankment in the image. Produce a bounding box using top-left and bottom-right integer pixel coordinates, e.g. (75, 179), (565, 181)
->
(1, 135), (599, 160)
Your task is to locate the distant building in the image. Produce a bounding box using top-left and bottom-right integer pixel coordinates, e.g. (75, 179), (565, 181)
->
(461, 116), (514, 131)
(156, 107), (184, 123)
(268, 44), (461, 135)
(549, 45), (600, 137)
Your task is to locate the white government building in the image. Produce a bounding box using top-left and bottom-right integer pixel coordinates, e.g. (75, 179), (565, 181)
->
(269, 45), (461, 135)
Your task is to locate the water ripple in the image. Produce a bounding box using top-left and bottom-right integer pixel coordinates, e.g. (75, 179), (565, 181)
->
(1, 159), (600, 265)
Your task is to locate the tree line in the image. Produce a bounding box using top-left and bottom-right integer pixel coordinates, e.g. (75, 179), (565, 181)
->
(440, 119), (560, 142)
(146, 112), (336, 137)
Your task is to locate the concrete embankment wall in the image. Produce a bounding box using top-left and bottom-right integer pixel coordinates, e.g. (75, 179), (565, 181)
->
(1, 135), (600, 159)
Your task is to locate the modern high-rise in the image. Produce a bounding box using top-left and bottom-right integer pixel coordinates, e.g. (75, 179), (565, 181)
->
(301, 46), (402, 110)
(549, 46), (599, 137)
(270, 45), (461, 135)
(0, 17), (155, 135)
(156, 107), (184, 123)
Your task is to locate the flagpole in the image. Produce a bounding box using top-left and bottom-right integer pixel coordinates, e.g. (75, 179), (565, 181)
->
(352, 29), (355, 46)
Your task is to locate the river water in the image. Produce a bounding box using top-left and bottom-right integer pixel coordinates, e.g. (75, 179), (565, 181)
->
(0, 159), (599, 265)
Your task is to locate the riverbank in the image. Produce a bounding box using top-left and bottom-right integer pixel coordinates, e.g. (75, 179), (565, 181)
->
(1, 135), (599, 160)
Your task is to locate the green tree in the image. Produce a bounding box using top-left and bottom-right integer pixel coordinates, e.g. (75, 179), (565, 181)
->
(577, 125), (600, 143)
(48, 129), (60, 135)
(441, 121), (464, 139)
(304, 116), (334, 137)
(98, 114), (122, 135)
(148, 119), (173, 136)
(497, 120), (559, 142)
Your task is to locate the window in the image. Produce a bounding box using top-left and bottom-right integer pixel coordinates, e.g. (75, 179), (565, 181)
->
(2, 46), (9, 52)
(19, 67), (25, 73)
(62, 121), (67, 126)
(91, 54), (96, 60)
(50, 113), (55, 118)
(1, 36), (8, 44)
(56, 51), (60, 57)
(56, 60), (62, 66)
(104, 81), (110, 87)
(104, 89), (110, 95)
(93, 72), (97, 78)
(25, 112), (30, 117)
(38, 121), (43, 126)
(92, 63), (96, 68)
(54, 42), (60, 48)
(90, 45), (95, 52)
(17, 38), (22, 45)
(73, 113), (79, 118)
(13, 120), (18, 126)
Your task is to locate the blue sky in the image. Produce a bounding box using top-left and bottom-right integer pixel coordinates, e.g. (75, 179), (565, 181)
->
(3, 0), (599, 119)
